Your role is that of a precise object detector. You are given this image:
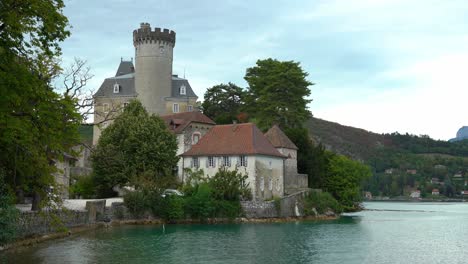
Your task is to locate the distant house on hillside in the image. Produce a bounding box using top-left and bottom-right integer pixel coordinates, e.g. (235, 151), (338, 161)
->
(364, 191), (373, 200)
(385, 168), (395, 174)
(431, 178), (440, 184)
(461, 190), (468, 196)
(431, 189), (440, 195)
(406, 169), (417, 175)
(453, 172), (463, 178)
(410, 190), (421, 199)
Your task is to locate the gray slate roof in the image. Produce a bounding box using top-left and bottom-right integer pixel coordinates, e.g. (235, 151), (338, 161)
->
(115, 60), (134, 76)
(94, 62), (197, 99)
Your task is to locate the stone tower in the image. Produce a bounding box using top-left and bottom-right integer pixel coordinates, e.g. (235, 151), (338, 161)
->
(133, 22), (176, 115)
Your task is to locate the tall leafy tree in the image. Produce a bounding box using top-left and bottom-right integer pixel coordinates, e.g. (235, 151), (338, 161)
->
(201, 83), (246, 124)
(92, 100), (179, 197)
(0, 0), (82, 210)
(244, 58), (313, 131)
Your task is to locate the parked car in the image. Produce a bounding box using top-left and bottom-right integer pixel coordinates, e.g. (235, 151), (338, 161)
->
(161, 189), (184, 198)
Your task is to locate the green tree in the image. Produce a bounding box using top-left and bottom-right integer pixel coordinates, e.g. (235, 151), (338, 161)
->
(323, 155), (372, 210)
(244, 58), (313, 130)
(201, 82), (246, 124)
(0, 0), (80, 210)
(92, 100), (179, 197)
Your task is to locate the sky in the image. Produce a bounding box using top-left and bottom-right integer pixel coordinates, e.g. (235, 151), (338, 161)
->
(60, 0), (468, 140)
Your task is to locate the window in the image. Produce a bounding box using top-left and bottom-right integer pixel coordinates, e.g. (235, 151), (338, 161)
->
(268, 178), (273, 191)
(103, 103), (109, 113)
(239, 155), (248, 167)
(192, 133), (201, 144)
(260, 177), (265, 192)
(113, 83), (120, 93)
(192, 157), (199, 168)
(222, 156), (231, 167)
(187, 105), (193, 112)
(159, 45), (165, 54)
(207, 156), (216, 167)
(180, 85), (186, 95)
(173, 103), (179, 113)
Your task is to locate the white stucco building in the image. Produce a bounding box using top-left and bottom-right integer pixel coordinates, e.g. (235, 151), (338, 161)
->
(181, 123), (288, 200)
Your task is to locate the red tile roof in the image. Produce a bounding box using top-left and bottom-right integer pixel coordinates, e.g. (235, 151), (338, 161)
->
(264, 125), (298, 150)
(182, 123), (286, 158)
(160, 111), (215, 134)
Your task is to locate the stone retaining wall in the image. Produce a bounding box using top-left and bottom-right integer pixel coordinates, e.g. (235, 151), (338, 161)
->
(17, 200), (107, 238)
(241, 190), (310, 218)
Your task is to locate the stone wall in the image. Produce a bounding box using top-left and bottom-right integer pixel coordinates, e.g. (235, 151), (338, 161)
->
(17, 210), (89, 238)
(241, 190), (310, 218)
(16, 200), (107, 238)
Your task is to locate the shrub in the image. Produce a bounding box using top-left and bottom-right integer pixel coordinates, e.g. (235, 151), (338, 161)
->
(69, 174), (95, 199)
(304, 191), (343, 215)
(0, 171), (19, 245)
(209, 168), (251, 201)
(213, 200), (241, 218)
(160, 195), (185, 222)
(185, 183), (215, 220)
(123, 191), (148, 218)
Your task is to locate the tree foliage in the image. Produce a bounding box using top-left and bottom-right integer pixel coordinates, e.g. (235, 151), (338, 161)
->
(0, 0), (83, 210)
(323, 155), (371, 210)
(92, 100), (179, 197)
(244, 58), (313, 130)
(201, 82), (246, 124)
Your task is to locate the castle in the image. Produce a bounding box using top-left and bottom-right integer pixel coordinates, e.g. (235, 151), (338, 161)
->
(90, 23), (308, 200)
(93, 23), (198, 145)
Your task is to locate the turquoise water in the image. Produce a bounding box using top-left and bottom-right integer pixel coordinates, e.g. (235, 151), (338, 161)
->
(2, 202), (468, 264)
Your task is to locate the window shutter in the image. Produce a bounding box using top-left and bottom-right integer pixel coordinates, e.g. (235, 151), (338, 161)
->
(213, 157), (217, 167)
(245, 157), (248, 167)
(206, 157), (209, 168)
(190, 158), (193, 168)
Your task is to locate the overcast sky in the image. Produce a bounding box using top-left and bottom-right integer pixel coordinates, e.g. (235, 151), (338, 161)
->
(61, 0), (468, 140)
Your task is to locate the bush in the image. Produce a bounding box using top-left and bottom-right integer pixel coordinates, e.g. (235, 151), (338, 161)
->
(123, 191), (148, 218)
(304, 191), (343, 215)
(69, 174), (95, 199)
(213, 200), (241, 219)
(0, 171), (19, 245)
(160, 195), (185, 222)
(209, 168), (251, 201)
(185, 183), (215, 220)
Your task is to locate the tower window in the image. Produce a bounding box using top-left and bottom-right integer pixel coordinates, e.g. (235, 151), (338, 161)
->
(192, 132), (201, 144)
(173, 103), (179, 113)
(103, 103), (109, 113)
(113, 83), (120, 93)
(188, 105), (193, 112)
(180, 85), (186, 95)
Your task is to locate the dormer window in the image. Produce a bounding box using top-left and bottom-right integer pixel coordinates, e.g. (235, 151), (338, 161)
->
(180, 85), (186, 95)
(113, 83), (120, 93)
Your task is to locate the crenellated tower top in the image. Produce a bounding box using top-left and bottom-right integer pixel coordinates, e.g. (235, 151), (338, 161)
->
(133, 22), (176, 47)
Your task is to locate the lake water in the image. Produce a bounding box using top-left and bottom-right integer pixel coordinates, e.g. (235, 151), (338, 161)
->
(2, 202), (468, 264)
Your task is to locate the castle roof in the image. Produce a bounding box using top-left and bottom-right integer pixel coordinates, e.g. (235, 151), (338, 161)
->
(160, 111), (215, 134)
(182, 123), (286, 158)
(94, 63), (197, 99)
(115, 60), (134, 76)
(264, 125), (298, 150)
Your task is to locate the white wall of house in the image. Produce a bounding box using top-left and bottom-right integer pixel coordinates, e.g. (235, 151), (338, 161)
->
(182, 155), (284, 200)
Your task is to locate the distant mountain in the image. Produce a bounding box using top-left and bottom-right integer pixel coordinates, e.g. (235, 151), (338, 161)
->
(306, 117), (468, 161)
(449, 126), (468, 142)
(305, 117), (384, 161)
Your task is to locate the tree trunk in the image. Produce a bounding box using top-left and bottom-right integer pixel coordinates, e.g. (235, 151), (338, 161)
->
(16, 188), (25, 204)
(31, 191), (42, 211)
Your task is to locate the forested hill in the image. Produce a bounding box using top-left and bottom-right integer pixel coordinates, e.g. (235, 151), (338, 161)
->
(306, 117), (468, 161)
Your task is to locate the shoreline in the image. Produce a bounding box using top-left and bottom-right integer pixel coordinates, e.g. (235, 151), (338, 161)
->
(1, 215), (338, 252)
